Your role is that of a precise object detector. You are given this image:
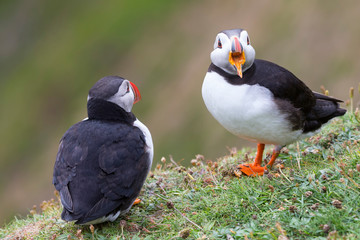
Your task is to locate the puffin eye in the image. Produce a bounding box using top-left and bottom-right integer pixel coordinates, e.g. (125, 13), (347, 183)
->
(247, 36), (250, 45)
(217, 39), (222, 48)
(126, 83), (130, 93)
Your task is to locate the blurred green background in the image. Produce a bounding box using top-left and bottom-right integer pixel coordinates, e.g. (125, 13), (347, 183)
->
(1, 0), (359, 224)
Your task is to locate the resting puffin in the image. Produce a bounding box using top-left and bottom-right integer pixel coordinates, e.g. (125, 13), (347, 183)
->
(202, 29), (346, 176)
(53, 76), (153, 224)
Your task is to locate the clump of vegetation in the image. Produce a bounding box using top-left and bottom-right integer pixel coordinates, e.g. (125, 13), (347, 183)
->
(1, 98), (360, 239)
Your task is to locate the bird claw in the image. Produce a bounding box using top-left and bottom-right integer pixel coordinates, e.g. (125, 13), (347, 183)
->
(237, 163), (267, 177)
(133, 198), (141, 205)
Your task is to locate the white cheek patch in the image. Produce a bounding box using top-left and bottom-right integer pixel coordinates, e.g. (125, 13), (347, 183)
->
(213, 37), (219, 49)
(211, 32), (255, 75)
(240, 31), (248, 44)
(107, 84), (134, 112)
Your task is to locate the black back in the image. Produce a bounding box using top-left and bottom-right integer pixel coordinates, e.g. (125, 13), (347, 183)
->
(53, 117), (150, 224)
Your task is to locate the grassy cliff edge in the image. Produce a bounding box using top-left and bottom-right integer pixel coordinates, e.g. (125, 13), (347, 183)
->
(1, 113), (360, 239)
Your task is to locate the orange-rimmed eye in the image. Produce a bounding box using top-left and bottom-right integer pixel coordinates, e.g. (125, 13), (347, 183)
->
(247, 36), (250, 45)
(217, 39), (222, 48)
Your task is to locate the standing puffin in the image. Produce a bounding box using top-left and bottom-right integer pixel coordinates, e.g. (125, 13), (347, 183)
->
(53, 76), (153, 224)
(202, 29), (346, 176)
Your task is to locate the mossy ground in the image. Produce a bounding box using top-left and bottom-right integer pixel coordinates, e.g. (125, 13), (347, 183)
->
(1, 113), (360, 240)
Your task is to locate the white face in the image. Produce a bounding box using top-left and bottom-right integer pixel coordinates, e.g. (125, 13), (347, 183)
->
(106, 80), (135, 112)
(210, 30), (256, 75)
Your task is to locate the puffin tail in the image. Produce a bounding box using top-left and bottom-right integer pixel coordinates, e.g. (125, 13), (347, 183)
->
(303, 92), (346, 133)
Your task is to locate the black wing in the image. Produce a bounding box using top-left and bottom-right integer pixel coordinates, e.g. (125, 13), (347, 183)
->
(81, 126), (150, 223)
(247, 59), (316, 112)
(53, 121), (90, 218)
(243, 60), (346, 132)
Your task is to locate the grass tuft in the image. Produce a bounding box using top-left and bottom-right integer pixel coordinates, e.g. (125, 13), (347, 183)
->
(1, 113), (359, 239)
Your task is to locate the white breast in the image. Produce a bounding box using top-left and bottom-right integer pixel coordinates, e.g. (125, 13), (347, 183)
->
(202, 71), (303, 145)
(133, 119), (154, 166)
(82, 211), (122, 225)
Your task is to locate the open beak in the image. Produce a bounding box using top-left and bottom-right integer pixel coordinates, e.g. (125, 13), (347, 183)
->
(129, 81), (141, 104)
(228, 36), (246, 78)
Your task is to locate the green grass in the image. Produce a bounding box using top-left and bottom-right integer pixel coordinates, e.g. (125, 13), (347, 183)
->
(1, 113), (360, 239)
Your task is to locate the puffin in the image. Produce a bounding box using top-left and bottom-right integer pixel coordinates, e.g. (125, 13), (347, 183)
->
(202, 29), (346, 176)
(53, 76), (153, 224)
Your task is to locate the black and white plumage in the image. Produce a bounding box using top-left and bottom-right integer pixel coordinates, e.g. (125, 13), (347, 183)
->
(53, 76), (153, 224)
(202, 29), (346, 176)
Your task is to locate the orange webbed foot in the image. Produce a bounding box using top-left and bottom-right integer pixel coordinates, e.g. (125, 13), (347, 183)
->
(133, 198), (141, 205)
(237, 163), (267, 176)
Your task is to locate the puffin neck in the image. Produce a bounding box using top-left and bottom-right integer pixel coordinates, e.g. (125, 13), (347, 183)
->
(207, 62), (256, 82)
(87, 98), (136, 124)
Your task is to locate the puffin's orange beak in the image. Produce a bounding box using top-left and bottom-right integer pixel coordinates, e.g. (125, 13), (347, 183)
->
(129, 81), (141, 104)
(229, 37), (246, 78)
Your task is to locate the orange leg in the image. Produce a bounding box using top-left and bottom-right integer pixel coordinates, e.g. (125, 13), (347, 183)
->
(133, 198), (141, 205)
(265, 147), (281, 168)
(237, 144), (282, 177)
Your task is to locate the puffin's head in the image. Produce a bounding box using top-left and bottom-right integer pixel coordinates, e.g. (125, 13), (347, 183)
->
(210, 29), (255, 78)
(87, 76), (141, 112)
